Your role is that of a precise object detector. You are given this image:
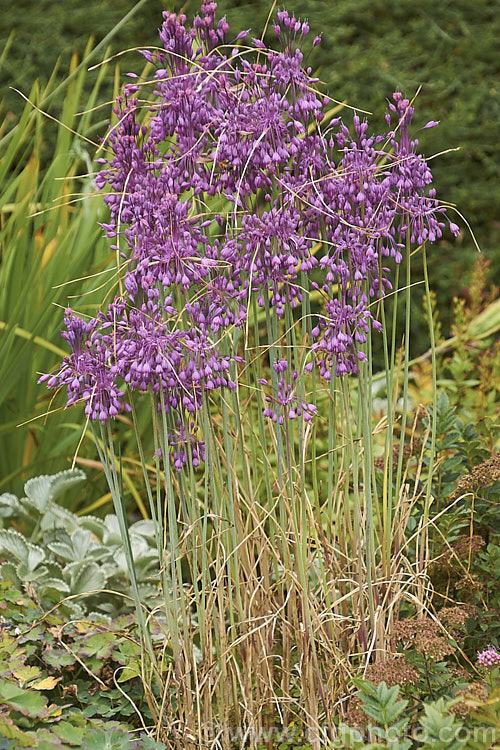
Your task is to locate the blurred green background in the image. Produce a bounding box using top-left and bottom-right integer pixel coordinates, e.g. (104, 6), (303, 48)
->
(1, 0), (498, 495)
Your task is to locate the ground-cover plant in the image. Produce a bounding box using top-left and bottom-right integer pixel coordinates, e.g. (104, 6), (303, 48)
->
(337, 676), (499, 750)
(0, 580), (168, 749)
(329, 585), (500, 747)
(36, 3), (486, 748)
(0, 469), (161, 619)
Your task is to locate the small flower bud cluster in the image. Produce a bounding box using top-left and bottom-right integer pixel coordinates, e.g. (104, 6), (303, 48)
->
(451, 682), (488, 718)
(451, 453), (500, 501)
(477, 647), (500, 668)
(259, 359), (317, 425)
(393, 618), (454, 662)
(438, 604), (476, 630)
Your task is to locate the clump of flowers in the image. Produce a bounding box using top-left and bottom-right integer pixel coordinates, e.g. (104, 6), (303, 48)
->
(451, 453), (500, 501)
(39, 2), (458, 468)
(438, 604), (477, 631)
(477, 647), (500, 668)
(343, 695), (369, 730)
(393, 618), (454, 661)
(441, 536), (486, 563)
(364, 655), (419, 687)
(450, 682), (489, 718)
(393, 607), (475, 665)
(432, 534), (487, 603)
(167, 419), (205, 470)
(259, 359), (317, 424)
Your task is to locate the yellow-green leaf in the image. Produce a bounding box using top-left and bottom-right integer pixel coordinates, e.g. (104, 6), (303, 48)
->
(31, 676), (60, 690)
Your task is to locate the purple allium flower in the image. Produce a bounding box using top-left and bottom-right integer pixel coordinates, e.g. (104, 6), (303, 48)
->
(477, 647), (500, 668)
(42, 1), (460, 438)
(101, 299), (187, 398)
(237, 203), (316, 315)
(260, 359), (317, 424)
(39, 309), (130, 422)
(384, 93), (459, 245)
(168, 419), (205, 470)
(98, 297), (239, 414)
(311, 297), (382, 378)
(121, 186), (213, 300)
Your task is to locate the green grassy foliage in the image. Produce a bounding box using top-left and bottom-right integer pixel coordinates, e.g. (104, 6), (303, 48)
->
(0, 0), (168, 122)
(0, 45), (115, 495)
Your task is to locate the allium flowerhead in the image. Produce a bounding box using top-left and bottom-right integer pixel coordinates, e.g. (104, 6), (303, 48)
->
(260, 359), (317, 424)
(41, 0), (462, 424)
(477, 647), (500, 668)
(168, 419), (205, 471)
(38, 308), (130, 422)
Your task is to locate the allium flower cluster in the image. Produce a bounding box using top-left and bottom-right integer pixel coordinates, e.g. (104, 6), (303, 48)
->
(92, 4), (458, 377)
(40, 300), (237, 430)
(38, 309), (130, 423)
(477, 648), (500, 668)
(167, 420), (205, 470)
(311, 298), (383, 378)
(40, 2), (459, 463)
(259, 359), (317, 425)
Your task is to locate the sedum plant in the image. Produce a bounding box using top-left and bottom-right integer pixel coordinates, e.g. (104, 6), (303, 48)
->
(0, 469), (159, 618)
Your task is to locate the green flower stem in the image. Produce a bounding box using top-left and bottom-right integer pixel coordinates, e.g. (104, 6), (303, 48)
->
(157, 388), (183, 666)
(129, 393), (160, 541)
(395, 233), (412, 511)
(380, 259), (397, 577)
(358, 337), (376, 628)
(341, 379), (366, 649)
(420, 243), (437, 572)
(221, 394), (244, 622)
(93, 421), (157, 673)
